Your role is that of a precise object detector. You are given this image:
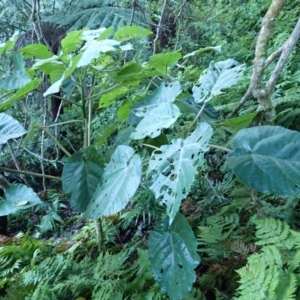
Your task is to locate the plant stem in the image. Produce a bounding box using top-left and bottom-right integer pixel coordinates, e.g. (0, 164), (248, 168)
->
(207, 144), (231, 153)
(43, 128), (72, 157)
(0, 167), (61, 181)
(95, 218), (104, 252)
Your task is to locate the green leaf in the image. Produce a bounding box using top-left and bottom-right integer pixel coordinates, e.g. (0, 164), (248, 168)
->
(0, 32), (19, 55)
(219, 112), (258, 133)
(86, 145), (142, 218)
(147, 122), (213, 224)
(193, 59), (246, 103)
(130, 82), (182, 122)
(32, 56), (64, 74)
(114, 26), (152, 42)
(105, 126), (135, 162)
(131, 102), (181, 139)
(0, 113), (27, 143)
(0, 78), (41, 112)
(183, 45), (222, 59)
(148, 52), (182, 75)
(61, 29), (85, 54)
(175, 96), (219, 122)
(20, 44), (52, 59)
(0, 184), (42, 216)
(227, 126), (300, 195)
(149, 213), (200, 299)
(0, 54), (31, 90)
(98, 27), (114, 40)
(99, 86), (130, 109)
(96, 124), (118, 147)
(114, 62), (161, 81)
(62, 146), (103, 212)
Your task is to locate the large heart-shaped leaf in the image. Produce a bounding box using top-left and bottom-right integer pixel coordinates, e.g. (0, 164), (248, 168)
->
(131, 102), (181, 139)
(86, 145), (142, 218)
(147, 122), (213, 224)
(0, 113), (27, 144)
(149, 213), (200, 300)
(227, 126), (300, 195)
(193, 59), (245, 103)
(0, 184), (42, 216)
(62, 146), (103, 212)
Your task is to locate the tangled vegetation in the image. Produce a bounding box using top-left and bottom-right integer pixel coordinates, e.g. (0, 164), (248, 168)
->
(0, 0), (300, 299)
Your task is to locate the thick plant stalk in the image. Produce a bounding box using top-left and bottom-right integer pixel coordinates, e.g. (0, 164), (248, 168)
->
(250, 0), (287, 124)
(87, 90), (104, 253)
(231, 1), (300, 121)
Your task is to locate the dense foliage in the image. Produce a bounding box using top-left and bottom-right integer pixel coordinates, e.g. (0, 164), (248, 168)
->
(0, 0), (300, 299)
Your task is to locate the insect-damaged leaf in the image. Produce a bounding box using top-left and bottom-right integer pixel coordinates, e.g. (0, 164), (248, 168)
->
(147, 122), (213, 224)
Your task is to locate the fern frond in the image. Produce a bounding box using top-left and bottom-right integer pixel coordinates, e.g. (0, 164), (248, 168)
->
(253, 218), (291, 247)
(236, 252), (279, 300)
(275, 273), (297, 300)
(253, 218), (300, 250)
(230, 240), (256, 256)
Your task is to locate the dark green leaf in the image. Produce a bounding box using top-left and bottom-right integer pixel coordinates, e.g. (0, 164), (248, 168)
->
(149, 213), (200, 299)
(227, 126), (300, 195)
(219, 112), (258, 133)
(114, 62), (161, 81)
(62, 146), (103, 212)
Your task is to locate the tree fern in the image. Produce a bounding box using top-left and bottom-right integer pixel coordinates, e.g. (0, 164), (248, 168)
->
(46, 0), (148, 30)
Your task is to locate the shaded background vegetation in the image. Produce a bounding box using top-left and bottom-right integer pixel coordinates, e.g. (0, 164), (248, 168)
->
(0, 0), (300, 299)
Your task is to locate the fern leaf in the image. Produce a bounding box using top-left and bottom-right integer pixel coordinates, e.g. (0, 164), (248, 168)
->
(275, 273), (297, 300)
(236, 252), (279, 300)
(254, 218), (290, 246)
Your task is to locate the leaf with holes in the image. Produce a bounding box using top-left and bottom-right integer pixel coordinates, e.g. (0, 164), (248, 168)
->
(86, 145), (142, 218)
(0, 184), (42, 216)
(131, 102), (181, 139)
(193, 58), (245, 103)
(0, 113), (27, 143)
(147, 122), (213, 224)
(227, 126), (300, 195)
(149, 213), (200, 300)
(62, 146), (103, 212)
